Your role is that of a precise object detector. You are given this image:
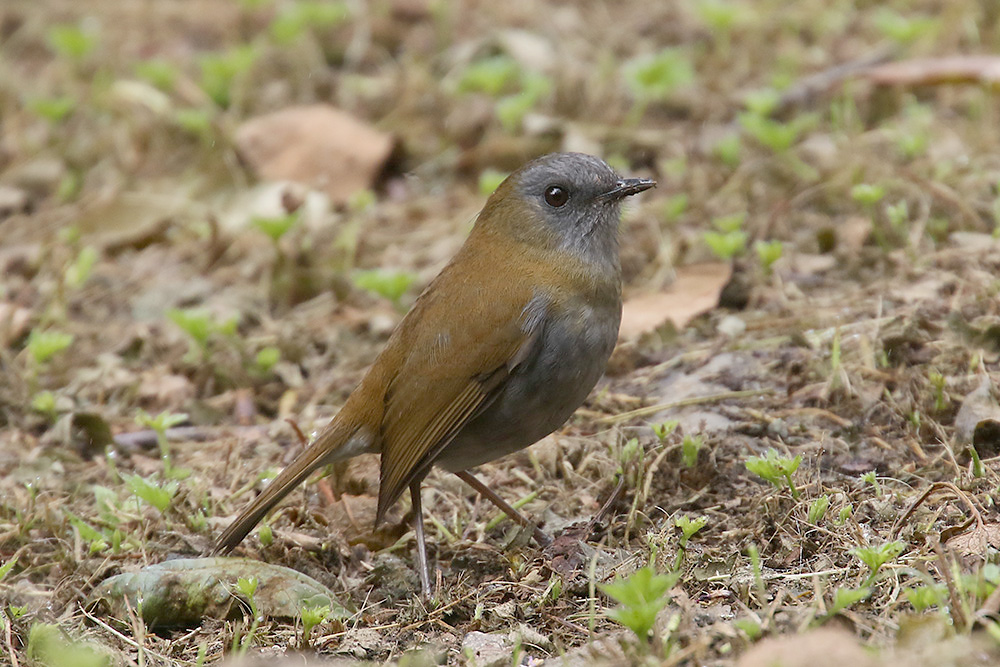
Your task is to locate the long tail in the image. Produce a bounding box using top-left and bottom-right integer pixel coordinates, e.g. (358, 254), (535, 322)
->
(212, 420), (372, 554)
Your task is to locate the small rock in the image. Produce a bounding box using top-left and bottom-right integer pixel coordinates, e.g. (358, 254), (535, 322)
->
(0, 184), (29, 218)
(717, 314), (747, 338)
(461, 631), (513, 667)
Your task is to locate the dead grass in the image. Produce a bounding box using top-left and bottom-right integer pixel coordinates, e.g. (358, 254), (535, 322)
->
(2, 0), (1000, 665)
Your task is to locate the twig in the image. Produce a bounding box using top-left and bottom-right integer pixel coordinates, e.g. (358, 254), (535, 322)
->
(80, 605), (187, 666)
(3, 610), (19, 667)
(599, 389), (774, 425)
(890, 481), (983, 540)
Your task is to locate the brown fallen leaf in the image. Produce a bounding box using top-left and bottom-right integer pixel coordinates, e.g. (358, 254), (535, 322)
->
(944, 521), (1000, 569)
(235, 104), (394, 205)
(619, 262), (731, 339)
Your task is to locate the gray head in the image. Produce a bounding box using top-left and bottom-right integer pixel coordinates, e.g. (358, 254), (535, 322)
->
(480, 153), (655, 270)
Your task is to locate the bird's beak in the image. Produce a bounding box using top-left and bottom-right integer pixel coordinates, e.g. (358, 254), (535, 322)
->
(598, 178), (656, 202)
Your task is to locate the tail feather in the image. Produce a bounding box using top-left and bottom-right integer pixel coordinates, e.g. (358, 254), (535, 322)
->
(212, 421), (371, 554)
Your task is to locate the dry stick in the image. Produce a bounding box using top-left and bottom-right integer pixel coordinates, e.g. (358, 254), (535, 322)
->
(932, 540), (968, 630)
(80, 605), (184, 666)
(599, 389), (774, 425)
(454, 470), (551, 547)
(890, 481), (984, 540)
(3, 608), (19, 667)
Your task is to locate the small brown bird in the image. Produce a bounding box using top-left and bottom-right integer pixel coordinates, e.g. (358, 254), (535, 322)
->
(214, 153), (654, 595)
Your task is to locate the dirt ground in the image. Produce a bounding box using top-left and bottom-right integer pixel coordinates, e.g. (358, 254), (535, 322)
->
(2, 1), (1000, 665)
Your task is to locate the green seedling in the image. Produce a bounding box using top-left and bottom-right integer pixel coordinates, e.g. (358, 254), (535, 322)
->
(661, 194), (688, 223)
(734, 617), (762, 640)
(850, 541), (904, 585)
(886, 200), (909, 232)
(233, 577), (262, 655)
(829, 327), (842, 389)
(651, 419), (679, 442)
(600, 565), (680, 644)
(270, 1), (349, 45)
(745, 448), (801, 499)
(755, 240), (783, 273)
(703, 232), (747, 260)
(458, 55), (520, 96)
(835, 503), (853, 526)
(478, 169), (509, 196)
(904, 584), (946, 611)
(255, 346), (281, 375)
(681, 434), (703, 468)
(167, 307), (238, 361)
(0, 557), (17, 582)
(704, 212), (748, 260)
(26, 329), (74, 365)
(299, 604), (332, 647)
(46, 24), (98, 62)
(675, 515), (707, 547)
(929, 372), (947, 412)
(136, 409), (189, 478)
(257, 522), (273, 547)
(860, 471), (881, 497)
(825, 586), (870, 617)
(873, 8), (937, 45)
(124, 473), (178, 514)
(65, 245), (98, 290)
(713, 212), (745, 233)
(173, 108), (215, 139)
(27, 97), (75, 124)
(198, 45), (258, 108)
(134, 59), (178, 91)
(969, 446), (985, 478)
(807, 495), (829, 524)
(64, 509), (109, 554)
(739, 112), (815, 154)
(850, 183), (885, 207)
(747, 543), (765, 603)
(743, 88), (780, 116)
(692, 0), (752, 52)
(623, 48), (694, 124)
(353, 269), (417, 308)
(30, 391), (58, 421)
(713, 133), (742, 168)
(252, 211), (300, 243)
(496, 72), (551, 131)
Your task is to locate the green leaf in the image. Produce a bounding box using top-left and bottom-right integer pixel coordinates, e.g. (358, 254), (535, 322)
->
(27, 329), (74, 364)
(623, 49), (694, 102)
(124, 474), (177, 514)
(353, 269), (416, 305)
(46, 24), (97, 61)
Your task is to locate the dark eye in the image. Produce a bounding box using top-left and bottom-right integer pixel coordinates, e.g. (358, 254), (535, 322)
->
(544, 185), (569, 208)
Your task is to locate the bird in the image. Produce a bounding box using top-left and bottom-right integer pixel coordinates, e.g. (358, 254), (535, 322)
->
(213, 152), (655, 596)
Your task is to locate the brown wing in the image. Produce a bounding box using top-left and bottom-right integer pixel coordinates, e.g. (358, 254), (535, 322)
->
(373, 256), (548, 524)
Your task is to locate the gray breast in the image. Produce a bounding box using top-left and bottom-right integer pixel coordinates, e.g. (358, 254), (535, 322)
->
(434, 299), (620, 472)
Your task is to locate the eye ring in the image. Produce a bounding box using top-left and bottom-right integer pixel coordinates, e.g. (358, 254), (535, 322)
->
(544, 185), (569, 208)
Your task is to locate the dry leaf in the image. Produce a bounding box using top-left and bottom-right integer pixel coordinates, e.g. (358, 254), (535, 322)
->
(619, 262), (731, 339)
(235, 104), (394, 204)
(944, 522), (1000, 568)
